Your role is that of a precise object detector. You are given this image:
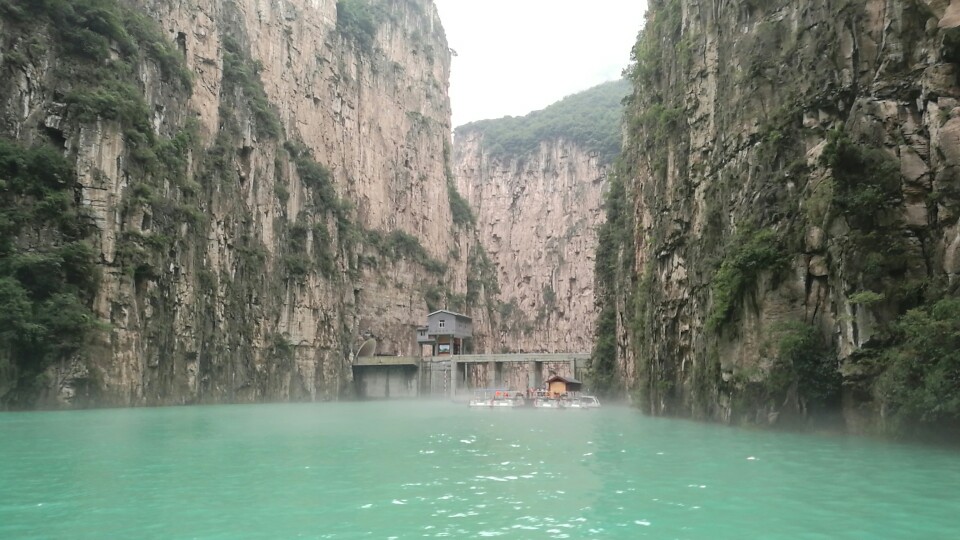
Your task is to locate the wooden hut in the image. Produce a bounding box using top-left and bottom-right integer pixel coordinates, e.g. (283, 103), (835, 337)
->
(544, 374), (582, 397)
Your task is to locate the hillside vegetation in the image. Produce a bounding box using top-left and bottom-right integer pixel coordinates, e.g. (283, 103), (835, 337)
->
(455, 79), (629, 164)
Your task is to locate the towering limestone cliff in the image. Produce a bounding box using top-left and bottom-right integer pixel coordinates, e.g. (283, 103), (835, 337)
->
(453, 81), (627, 354)
(597, 0), (960, 435)
(0, 0), (498, 407)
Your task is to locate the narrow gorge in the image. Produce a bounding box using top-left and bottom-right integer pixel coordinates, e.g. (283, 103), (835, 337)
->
(2, 0), (959, 440)
(452, 81), (627, 355)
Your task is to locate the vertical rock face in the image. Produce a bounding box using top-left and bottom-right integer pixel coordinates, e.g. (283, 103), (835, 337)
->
(603, 0), (960, 433)
(450, 81), (627, 356)
(0, 0), (495, 407)
(453, 134), (607, 354)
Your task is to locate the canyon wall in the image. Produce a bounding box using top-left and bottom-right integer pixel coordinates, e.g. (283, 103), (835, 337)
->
(452, 82), (627, 356)
(597, 0), (960, 435)
(0, 0), (497, 407)
(453, 135), (607, 354)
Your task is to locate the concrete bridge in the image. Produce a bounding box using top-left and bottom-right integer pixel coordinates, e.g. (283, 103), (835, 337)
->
(351, 353), (591, 399)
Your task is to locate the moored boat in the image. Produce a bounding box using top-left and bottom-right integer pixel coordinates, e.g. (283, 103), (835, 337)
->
(468, 389), (525, 408)
(532, 393), (601, 409)
(533, 396), (566, 408)
(567, 395), (601, 408)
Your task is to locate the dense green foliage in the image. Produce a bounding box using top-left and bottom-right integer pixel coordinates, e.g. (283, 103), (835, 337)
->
(0, 0), (190, 150)
(442, 141), (476, 227)
(707, 228), (785, 332)
(277, 142), (353, 281)
(589, 169), (635, 397)
(284, 142), (343, 215)
(877, 297), (960, 425)
(824, 130), (902, 230)
(223, 35), (282, 139)
(364, 229), (446, 275)
(0, 0), (191, 88)
(0, 140), (100, 383)
(770, 323), (841, 411)
(456, 80), (630, 164)
(822, 130), (913, 297)
(590, 302), (620, 396)
(626, 0), (682, 89)
(447, 182), (475, 227)
(335, 0), (386, 54)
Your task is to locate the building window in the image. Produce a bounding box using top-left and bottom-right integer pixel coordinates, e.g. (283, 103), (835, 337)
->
(439, 319), (446, 329)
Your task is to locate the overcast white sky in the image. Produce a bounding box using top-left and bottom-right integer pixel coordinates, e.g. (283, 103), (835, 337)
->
(433, 0), (649, 127)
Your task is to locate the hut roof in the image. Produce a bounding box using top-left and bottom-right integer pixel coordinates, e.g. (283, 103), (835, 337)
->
(545, 375), (582, 385)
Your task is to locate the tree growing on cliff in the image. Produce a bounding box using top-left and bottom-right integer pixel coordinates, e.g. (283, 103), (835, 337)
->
(877, 297), (960, 428)
(0, 139), (101, 401)
(706, 228), (786, 332)
(336, 0), (386, 55)
(589, 169), (634, 398)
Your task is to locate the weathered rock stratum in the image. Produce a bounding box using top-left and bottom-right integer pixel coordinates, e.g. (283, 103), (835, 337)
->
(454, 136), (607, 354)
(0, 0), (497, 407)
(596, 0), (960, 436)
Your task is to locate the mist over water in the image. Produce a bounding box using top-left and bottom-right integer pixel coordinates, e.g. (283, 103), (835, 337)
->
(1, 402), (958, 539)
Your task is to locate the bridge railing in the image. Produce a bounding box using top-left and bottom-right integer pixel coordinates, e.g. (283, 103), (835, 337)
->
(353, 353), (591, 366)
(450, 353), (590, 364)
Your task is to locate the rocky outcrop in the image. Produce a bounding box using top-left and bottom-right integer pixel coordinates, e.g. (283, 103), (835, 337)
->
(0, 0), (496, 407)
(600, 0), (960, 434)
(453, 133), (607, 354)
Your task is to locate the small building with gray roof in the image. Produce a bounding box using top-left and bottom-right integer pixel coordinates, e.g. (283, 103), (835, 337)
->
(417, 310), (472, 356)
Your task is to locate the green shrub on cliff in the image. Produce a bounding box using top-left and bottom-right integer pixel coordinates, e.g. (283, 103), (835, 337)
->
(336, 0), (386, 54)
(1, 0), (190, 87)
(0, 139), (100, 384)
(707, 228), (786, 332)
(877, 297), (960, 425)
(771, 322), (841, 409)
(466, 244), (499, 307)
(823, 130), (901, 229)
(822, 129), (919, 309)
(284, 141), (343, 215)
(447, 182), (474, 227)
(223, 35), (282, 139)
(589, 169), (635, 397)
(441, 140), (476, 227)
(363, 229), (447, 275)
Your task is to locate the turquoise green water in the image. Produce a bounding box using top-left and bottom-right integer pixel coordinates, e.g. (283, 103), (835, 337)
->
(1, 402), (958, 539)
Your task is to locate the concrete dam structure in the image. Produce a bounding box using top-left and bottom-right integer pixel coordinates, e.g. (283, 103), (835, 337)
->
(352, 354), (591, 399)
